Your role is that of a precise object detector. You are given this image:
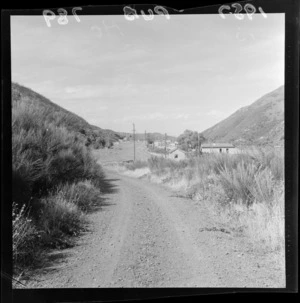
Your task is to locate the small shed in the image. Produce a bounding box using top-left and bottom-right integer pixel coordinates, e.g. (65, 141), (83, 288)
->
(167, 148), (186, 160)
(201, 143), (237, 154)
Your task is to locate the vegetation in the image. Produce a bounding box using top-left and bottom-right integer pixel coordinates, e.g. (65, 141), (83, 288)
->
(177, 130), (206, 151)
(123, 160), (148, 171)
(146, 133), (154, 145)
(12, 83), (106, 277)
(124, 148), (285, 253)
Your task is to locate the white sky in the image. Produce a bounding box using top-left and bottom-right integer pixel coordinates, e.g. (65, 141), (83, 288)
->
(11, 14), (285, 136)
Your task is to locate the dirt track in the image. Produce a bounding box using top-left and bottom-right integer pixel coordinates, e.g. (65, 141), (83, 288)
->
(24, 167), (285, 288)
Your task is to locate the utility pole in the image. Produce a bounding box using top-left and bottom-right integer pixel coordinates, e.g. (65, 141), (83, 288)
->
(197, 132), (200, 157)
(145, 130), (147, 146)
(133, 123), (136, 162)
(165, 133), (167, 158)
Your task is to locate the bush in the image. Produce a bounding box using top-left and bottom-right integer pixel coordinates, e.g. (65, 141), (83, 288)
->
(38, 190), (85, 246)
(218, 161), (275, 206)
(12, 84), (106, 275)
(13, 178), (103, 272)
(148, 156), (188, 175)
(124, 160), (148, 171)
(57, 180), (102, 212)
(13, 203), (40, 265)
(12, 100), (104, 204)
(269, 154), (284, 181)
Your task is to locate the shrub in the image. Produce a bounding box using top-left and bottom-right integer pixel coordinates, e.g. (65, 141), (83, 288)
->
(148, 156), (188, 175)
(38, 191), (85, 246)
(125, 160), (148, 171)
(234, 182), (285, 252)
(269, 154), (284, 181)
(12, 100), (104, 205)
(244, 147), (284, 180)
(218, 161), (276, 206)
(57, 180), (102, 212)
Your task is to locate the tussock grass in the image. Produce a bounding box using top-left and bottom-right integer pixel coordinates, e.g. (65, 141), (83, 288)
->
(38, 191), (85, 245)
(57, 180), (102, 212)
(218, 161), (275, 206)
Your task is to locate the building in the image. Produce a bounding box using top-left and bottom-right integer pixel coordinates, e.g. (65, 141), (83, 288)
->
(201, 143), (237, 154)
(167, 148), (186, 160)
(154, 141), (163, 148)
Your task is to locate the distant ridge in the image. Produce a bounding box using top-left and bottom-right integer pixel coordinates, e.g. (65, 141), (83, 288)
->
(202, 86), (284, 146)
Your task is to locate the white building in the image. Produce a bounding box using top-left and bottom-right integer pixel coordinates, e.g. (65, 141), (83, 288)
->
(167, 148), (186, 160)
(201, 143), (238, 154)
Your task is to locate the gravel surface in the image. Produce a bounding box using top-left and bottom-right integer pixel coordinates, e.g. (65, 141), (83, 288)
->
(22, 168), (285, 288)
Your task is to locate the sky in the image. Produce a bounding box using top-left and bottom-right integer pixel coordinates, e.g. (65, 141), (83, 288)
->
(11, 13), (285, 137)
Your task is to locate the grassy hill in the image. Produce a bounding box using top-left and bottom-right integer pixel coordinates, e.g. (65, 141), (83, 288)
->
(202, 86), (284, 147)
(12, 83), (123, 148)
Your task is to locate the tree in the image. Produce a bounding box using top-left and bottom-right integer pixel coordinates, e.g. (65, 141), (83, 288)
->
(177, 130), (206, 152)
(146, 134), (154, 145)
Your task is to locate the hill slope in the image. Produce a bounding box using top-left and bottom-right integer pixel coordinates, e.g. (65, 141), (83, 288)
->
(12, 83), (123, 148)
(202, 86), (284, 146)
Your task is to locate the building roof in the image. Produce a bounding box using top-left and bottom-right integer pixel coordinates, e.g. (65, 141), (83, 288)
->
(169, 148), (186, 154)
(202, 143), (235, 148)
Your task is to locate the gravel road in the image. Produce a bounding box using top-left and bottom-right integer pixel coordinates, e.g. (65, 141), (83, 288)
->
(24, 169), (285, 288)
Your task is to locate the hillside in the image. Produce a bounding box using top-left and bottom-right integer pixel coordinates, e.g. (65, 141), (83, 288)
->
(12, 83), (123, 148)
(202, 86), (284, 146)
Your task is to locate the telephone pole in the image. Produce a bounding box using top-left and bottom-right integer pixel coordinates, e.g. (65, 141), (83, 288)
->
(133, 123), (136, 162)
(164, 133), (167, 158)
(145, 130), (147, 145)
(197, 132), (202, 157)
